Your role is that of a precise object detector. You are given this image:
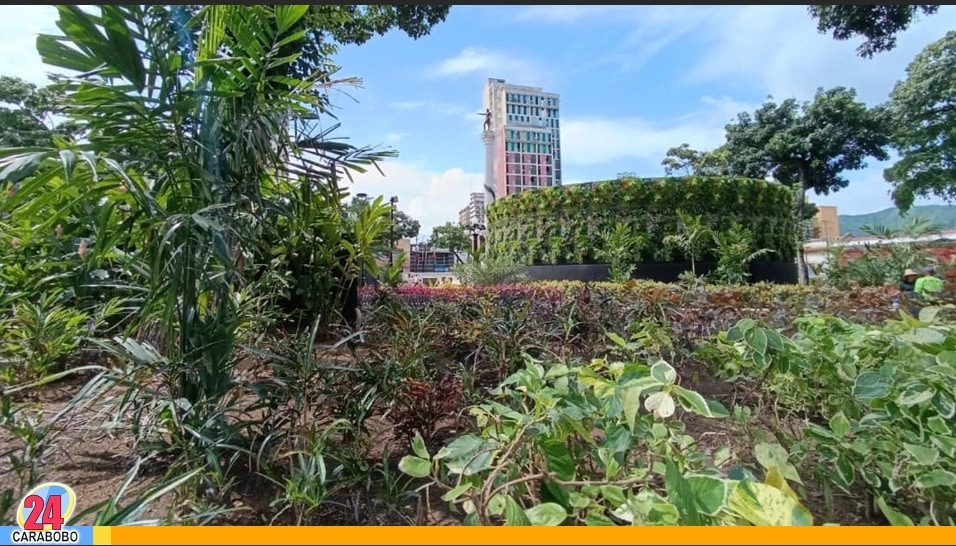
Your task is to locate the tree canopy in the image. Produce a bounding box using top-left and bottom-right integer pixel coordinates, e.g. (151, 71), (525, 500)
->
(807, 5), (940, 58)
(428, 221), (470, 253)
(661, 144), (730, 177)
(0, 75), (80, 147)
(722, 87), (890, 284)
(884, 31), (956, 211)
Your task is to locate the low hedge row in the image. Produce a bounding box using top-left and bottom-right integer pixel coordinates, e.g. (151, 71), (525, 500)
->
(360, 281), (895, 343)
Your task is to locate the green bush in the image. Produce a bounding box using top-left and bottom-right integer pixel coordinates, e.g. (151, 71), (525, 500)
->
(485, 176), (797, 266)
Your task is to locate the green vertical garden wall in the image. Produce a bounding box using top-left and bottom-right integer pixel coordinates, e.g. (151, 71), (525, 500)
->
(485, 176), (797, 265)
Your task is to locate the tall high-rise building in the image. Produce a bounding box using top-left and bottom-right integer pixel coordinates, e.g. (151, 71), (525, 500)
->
(458, 192), (485, 227)
(483, 78), (562, 198)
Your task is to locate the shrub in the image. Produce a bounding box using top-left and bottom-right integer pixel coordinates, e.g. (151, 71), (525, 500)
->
(485, 176), (797, 266)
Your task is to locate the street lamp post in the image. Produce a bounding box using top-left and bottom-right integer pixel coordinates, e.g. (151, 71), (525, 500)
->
(389, 196), (398, 267)
(470, 223), (486, 253)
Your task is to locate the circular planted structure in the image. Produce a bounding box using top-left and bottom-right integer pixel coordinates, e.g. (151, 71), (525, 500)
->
(486, 176), (798, 282)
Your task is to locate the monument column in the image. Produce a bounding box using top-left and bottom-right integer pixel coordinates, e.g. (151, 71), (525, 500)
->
(481, 129), (496, 220)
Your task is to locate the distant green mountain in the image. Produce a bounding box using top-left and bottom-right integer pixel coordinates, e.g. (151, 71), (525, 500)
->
(838, 205), (956, 236)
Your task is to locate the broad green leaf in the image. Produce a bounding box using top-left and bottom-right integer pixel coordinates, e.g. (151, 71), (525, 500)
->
(435, 435), (483, 461)
(644, 391), (675, 419)
(736, 318), (757, 332)
(685, 475), (731, 516)
(727, 481), (813, 526)
(834, 455), (855, 489)
(441, 484), (472, 502)
(650, 359), (677, 384)
(896, 383), (936, 407)
(488, 494), (506, 516)
(828, 412), (851, 437)
(932, 391), (956, 419)
(876, 497), (914, 526)
(673, 386), (729, 418)
(600, 485), (626, 506)
(903, 443), (939, 466)
(754, 443), (802, 485)
(397, 455), (430, 478)
(545, 364), (569, 378)
(524, 503), (567, 526)
(503, 496), (531, 526)
(927, 415), (952, 435)
(620, 384), (642, 432)
(444, 447), (494, 476)
(746, 327), (768, 355)
(664, 459), (700, 525)
(936, 350), (956, 368)
(274, 4), (310, 33)
(411, 432), (429, 460)
(853, 371), (889, 401)
(765, 329), (784, 351)
(914, 469), (956, 489)
(541, 439), (575, 481)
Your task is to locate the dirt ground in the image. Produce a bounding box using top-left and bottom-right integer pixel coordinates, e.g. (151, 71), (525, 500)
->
(1, 356), (884, 527)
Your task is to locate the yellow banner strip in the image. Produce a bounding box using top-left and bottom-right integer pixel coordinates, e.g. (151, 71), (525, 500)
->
(101, 526), (953, 545)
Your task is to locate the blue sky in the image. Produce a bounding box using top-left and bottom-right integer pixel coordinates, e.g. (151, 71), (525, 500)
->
(2, 5), (954, 237)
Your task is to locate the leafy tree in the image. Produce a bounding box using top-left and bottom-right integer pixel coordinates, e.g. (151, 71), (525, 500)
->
(173, 5), (451, 81)
(345, 198), (420, 240)
(391, 209), (421, 240)
(0, 76), (80, 147)
(723, 87), (890, 284)
(808, 5), (940, 58)
(428, 221), (470, 255)
(884, 31), (956, 212)
(661, 143), (730, 176)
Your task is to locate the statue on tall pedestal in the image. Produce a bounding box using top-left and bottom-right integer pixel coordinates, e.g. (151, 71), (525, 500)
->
(477, 108), (492, 132)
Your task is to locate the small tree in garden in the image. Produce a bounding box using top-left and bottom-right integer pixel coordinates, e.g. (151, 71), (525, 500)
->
(664, 211), (713, 278)
(710, 223), (775, 285)
(595, 222), (644, 282)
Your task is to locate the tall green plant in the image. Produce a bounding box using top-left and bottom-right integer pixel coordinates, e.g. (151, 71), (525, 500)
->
(595, 222), (644, 282)
(0, 5), (391, 490)
(664, 211), (713, 277)
(711, 223), (775, 285)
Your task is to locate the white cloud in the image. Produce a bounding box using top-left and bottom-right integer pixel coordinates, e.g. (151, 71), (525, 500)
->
(683, 5), (956, 104)
(0, 5), (59, 85)
(346, 161), (482, 238)
(425, 47), (547, 84)
(560, 95), (755, 167)
(511, 5), (719, 74)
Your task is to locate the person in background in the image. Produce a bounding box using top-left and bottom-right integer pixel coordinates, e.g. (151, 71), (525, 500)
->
(899, 268), (920, 295)
(914, 265), (944, 299)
